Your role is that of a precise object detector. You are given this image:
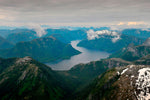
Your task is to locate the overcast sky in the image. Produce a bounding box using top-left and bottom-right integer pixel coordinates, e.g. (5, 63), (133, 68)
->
(0, 0), (150, 26)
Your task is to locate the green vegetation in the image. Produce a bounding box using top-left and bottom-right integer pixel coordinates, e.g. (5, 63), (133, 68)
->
(0, 57), (71, 100)
(0, 36), (80, 62)
(78, 34), (144, 53)
(0, 36), (14, 49)
(110, 45), (150, 61)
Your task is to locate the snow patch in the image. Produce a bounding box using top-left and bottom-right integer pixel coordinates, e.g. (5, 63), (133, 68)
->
(117, 71), (120, 75)
(121, 68), (128, 75)
(136, 68), (150, 100)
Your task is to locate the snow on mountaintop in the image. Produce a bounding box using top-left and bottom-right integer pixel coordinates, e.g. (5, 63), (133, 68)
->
(136, 68), (150, 100)
(116, 65), (150, 100)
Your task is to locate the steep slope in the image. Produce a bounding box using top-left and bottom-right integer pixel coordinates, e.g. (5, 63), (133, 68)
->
(0, 36), (14, 49)
(110, 38), (150, 61)
(78, 34), (144, 52)
(60, 58), (131, 92)
(0, 57), (69, 100)
(0, 36), (80, 62)
(76, 65), (150, 100)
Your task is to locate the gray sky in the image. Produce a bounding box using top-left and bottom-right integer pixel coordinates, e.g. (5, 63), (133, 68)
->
(0, 0), (150, 26)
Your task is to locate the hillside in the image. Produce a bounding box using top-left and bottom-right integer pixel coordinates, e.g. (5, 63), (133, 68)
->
(0, 36), (14, 49)
(0, 36), (80, 62)
(59, 58), (131, 94)
(76, 65), (150, 100)
(121, 29), (150, 39)
(6, 29), (37, 44)
(78, 34), (144, 53)
(45, 29), (87, 43)
(110, 38), (150, 61)
(0, 57), (69, 100)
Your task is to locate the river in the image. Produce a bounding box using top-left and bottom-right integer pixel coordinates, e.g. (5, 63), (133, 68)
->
(46, 40), (110, 70)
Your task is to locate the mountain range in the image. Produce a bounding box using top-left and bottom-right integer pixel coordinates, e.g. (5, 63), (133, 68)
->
(0, 36), (80, 62)
(1, 28), (150, 100)
(110, 37), (150, 61)
(78, 34), (144, 52)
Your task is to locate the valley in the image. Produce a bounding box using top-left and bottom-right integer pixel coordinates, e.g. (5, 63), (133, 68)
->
(0, 0), (150, 99)
(0, 28), (150, 100)
(46, 40), (110, 70)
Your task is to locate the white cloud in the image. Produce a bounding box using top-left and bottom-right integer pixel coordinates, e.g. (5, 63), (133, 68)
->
(112, 35), (121, 43)
(26, 23), (47, 37)
(87, 29), (121, 43)
(87, 29), (99, 40)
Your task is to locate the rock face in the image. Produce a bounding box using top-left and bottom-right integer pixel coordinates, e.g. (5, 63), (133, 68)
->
(0, 57), (68, 100)
(77, 65), (150, 100)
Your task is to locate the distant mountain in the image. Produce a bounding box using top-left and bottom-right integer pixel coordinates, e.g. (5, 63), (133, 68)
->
(121, 28), (150, 39)
(110, 38), (150, 61)
(0, 29), (32, 38)
(0, 57), (69, 100)
(45, 29), (87, 43)
(78, 34), (144, 52)
(76, 65), (150, 100)
(0, 29), (13, 38)
(0, 36), (14, 49)
(4, 28), (87, 44)
(6, 29), (38, 44)
(0, 36), (80, 62)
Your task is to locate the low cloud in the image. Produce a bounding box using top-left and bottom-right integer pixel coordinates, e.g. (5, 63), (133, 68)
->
(27, 23), (47, 37)
(87, 29), (121, 43)
(87, 29), (99, 40)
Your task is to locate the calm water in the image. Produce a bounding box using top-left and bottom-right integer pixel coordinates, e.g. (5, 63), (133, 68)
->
(46, 40), (110, 70)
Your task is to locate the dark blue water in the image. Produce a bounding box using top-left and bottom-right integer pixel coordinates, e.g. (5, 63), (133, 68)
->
(46, 40), (110, 70)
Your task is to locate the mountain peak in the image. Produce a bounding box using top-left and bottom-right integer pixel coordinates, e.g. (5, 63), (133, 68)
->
(16, 56), (32, 64)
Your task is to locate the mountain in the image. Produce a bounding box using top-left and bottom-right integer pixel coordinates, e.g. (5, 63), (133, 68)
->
(77, 34), (144, 53)
(0, 36), (14, 49)
(0, 29), (13, 38)
(134, 54), (150, 65)
(0, 36), (80, 62)
(0, 57), (69, 100)
(121, 29), (150, 39)
(110, 38), (150, 61)
(6, 29), (38, 44)
(5, 28), (87, 44)
(59, 58), (131, 95)
(45, 29), (87, 43)
(0, 29), (33, 38)
(143, 37), (150, 46)
(76, 65), (150, 100)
